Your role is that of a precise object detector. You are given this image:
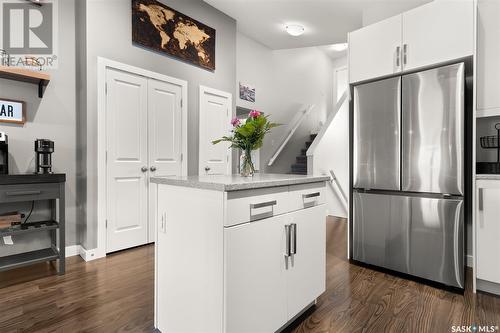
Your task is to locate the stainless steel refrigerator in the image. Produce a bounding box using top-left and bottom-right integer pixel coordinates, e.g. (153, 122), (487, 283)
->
(352, 62), (465, 289)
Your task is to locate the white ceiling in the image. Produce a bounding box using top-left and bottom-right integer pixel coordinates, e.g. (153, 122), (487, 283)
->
(204, 0), (431, 50)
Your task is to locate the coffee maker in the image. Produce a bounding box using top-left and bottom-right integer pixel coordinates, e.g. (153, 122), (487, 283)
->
(0, 132), (8, 175)
(35, 139), (54, 174)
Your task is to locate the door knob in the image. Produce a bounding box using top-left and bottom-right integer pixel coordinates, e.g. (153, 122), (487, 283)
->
(205, 166), (210, 172)
(141, 166), (148, 172)
(150, 166), (157, 172)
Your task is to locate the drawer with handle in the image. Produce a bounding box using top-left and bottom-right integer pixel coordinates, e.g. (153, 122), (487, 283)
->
(225, 187), (290, 227)
(288, 182), (326, 211)
(0, 183), (61, 203)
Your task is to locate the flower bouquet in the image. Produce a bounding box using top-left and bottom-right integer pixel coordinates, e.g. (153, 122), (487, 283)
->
(212, 110), (280, 177)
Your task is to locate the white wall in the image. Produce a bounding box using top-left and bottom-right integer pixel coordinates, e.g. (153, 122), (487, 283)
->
(79, 0), (237, 250)
(0, 0), (78, 253)
(309, 56), (349, 218)
(236, 32), (334, 173)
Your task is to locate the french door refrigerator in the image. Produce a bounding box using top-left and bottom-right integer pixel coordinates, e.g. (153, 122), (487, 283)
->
(352, 62), (465, 289)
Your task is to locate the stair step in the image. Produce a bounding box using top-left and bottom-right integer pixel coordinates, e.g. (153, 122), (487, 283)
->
(296, 155), (307, 163)
(291, 164), (307, 172)
(300, 149), (307, 156)
(305, 141), (312, 148)
(310, 134), (317, 141)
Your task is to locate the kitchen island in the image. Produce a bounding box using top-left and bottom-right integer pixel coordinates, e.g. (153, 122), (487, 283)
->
(151, 173), (330, 333)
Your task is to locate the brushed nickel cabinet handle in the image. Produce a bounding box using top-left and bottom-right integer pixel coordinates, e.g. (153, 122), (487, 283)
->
(302, 192), (320, 199)
(6, 190), (41, 196)
(396, 46), (401, 67)
(141, 166), (148, 172)
(250, 200), (277, 209)
(479, 188), (484, 211)
(290, 223), (297, 255)
(403, 44), (407, 64)
(285, 224), (291, 258)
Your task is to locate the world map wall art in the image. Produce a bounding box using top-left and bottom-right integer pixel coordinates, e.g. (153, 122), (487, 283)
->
(132, 0), (216, 71)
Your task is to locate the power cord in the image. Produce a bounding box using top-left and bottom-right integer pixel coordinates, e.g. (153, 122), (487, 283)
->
(23, 201), (35, 225)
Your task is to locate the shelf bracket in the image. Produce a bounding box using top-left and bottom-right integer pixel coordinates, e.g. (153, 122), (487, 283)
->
(38, 79), (46, 98)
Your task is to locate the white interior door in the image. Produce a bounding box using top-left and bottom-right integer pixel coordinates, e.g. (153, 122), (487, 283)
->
(148, 78), (184, 242)
(106, 68), (149, 253)
(199, 86), (232, 175)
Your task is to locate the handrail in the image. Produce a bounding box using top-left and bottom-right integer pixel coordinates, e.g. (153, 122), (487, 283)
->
(306, 90), (348, 157)
(268, 104), (315, 166)
(329, 169), (348, 211)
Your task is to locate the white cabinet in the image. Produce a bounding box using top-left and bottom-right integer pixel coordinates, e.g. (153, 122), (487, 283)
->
(225, 205), (326, 333)
(349, 15), (402, 83)
(285, 206), (326, 320)
(477, 0), (500, 117)
(155, 180), (328, 333)
(348, 0), (474, 83)
(225, 214), (287, 333)
(476, 180), (500, 285)
(402, 0), (474, 71)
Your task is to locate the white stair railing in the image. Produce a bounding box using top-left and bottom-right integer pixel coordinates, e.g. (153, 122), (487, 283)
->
(268, 104), (315, 167)
(329, 169), (348, 211)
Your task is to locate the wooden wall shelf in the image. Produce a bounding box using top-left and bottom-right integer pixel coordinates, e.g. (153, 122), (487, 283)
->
(0, 65), (51, 98)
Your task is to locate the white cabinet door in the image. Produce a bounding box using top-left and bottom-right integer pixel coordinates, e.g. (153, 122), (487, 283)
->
(477, 182), (500, 284)
(225, 216), (287, 333)
(147, 78), (184, 242)
(285, 205), (326, 319)
(106, 68), (149, 253)
(477, 0), (500, 116)
(402, 0), (474, 71)
(156, 185), (224, 333)
(349, 15), (402, 83)
(199, 86), (232, 175)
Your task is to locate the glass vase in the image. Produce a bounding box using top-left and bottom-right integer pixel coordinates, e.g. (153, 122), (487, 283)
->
(240, 149), (255, 177)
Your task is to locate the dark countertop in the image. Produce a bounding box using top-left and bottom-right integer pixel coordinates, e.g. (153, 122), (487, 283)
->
(0, 174), (66, 185)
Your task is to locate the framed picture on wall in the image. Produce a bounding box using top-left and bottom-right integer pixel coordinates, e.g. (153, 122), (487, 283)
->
(132, 0), (216, 71)
(239, 82), (255, 102)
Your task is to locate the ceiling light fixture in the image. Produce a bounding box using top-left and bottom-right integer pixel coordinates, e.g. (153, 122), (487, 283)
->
(285, 24), (305, 37)
(330, 43), (348, 52)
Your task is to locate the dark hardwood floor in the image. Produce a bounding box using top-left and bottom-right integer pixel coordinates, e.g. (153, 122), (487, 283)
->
(1, 218), (499, 333)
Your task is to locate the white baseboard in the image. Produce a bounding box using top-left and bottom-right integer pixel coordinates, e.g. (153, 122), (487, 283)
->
(467, 254), (473, 268)
(78, 245), (102, 262)
(65, 245), (80, 257)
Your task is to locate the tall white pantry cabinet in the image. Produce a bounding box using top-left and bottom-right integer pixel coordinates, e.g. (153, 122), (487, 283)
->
(153, 177), (329, 333)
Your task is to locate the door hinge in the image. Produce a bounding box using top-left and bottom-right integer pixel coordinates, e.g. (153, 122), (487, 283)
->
(105, 219), (108, 228)
(105, 150), (108, 163)
(105, 83), (108, 95)
(180, 153), (183, 162)
(180, 99), (183, 108)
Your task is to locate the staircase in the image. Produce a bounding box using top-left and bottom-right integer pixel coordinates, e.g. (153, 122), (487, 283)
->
(290, 134), (317, 175)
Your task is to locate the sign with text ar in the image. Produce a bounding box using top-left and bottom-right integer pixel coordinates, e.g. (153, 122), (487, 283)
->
(0, 98), (25, 124)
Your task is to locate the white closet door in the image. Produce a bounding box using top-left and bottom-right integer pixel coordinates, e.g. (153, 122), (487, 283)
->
(106, 68), (149, 253)
(147, 78), (184, 242)
(199, 86), (232, 175)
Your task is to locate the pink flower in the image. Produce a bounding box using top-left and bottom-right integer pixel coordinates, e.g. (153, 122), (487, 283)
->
(249, 110), (261, 118)
(231, 117), (241, 127)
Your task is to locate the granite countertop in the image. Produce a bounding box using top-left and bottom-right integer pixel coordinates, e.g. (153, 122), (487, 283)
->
(476, 174), (500, 180)
(150, 173), (330, 192)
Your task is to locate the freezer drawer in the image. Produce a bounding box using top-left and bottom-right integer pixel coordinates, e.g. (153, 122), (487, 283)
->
(402, 63), (465, 195)
(353, 77), (401, 191)
(353, 192), (410, 273)
(408, 196), (464, 288)
(353, 192), (464, 288)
